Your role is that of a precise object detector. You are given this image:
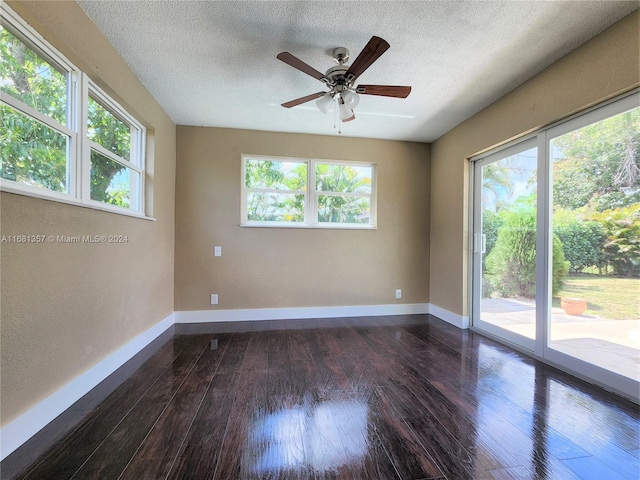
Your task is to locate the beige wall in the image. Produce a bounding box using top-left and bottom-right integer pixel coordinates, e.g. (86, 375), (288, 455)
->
(175, 127), (430, 311)
(1, 2), (176, 425)
(429, 11), (640, 317)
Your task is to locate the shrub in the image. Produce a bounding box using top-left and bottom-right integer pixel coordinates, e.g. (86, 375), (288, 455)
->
(482, 209), (503, 260)
(552, 235), (570, 295)
(486, 209), (569, 297)
(554, 221), (607, 273)
(592, 205), (640, 277)
(485, 210), (536, 297)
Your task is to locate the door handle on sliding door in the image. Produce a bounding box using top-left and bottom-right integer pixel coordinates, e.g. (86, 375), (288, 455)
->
(473, 233), (487, 253)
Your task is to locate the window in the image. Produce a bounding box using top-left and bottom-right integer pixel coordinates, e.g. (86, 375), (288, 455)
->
(242, 155), (376, 228)
(0, 5), (146, 216)
(0, 22), (72, 194)
(86, 87), (144, 211)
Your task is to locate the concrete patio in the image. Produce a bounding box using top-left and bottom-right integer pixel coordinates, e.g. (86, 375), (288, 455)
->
(481, 298), (640, 381)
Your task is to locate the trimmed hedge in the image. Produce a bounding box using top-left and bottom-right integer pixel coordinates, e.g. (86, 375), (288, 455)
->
(554, 221), (607, 273)
(486, 209), (569, 298)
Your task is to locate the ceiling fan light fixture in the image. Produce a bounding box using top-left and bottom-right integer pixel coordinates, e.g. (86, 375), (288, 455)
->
(342, 111), (356, 122)
(342, 90), (360, 109)
(316, 93), (333, 114)
(338, 98), (354, 121)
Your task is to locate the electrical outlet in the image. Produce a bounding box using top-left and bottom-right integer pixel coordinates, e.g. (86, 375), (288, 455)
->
(214, 246), (222, 257)
(210, 293), (219, 305)
(395, 289), (402, 299)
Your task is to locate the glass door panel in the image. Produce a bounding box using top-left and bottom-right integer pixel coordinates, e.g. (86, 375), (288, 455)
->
(474, 140), (539, 351)
(472, 93), (640, 402)
(548, 106), (640, 384)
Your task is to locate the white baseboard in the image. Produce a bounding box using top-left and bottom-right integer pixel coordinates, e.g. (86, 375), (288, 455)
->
(0, 312), (175, 461)
(428, 304), (469, 329)
(175, 303), (430, 323)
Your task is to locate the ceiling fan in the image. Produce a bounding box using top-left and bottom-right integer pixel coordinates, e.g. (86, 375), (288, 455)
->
(277, 36), (411, 124)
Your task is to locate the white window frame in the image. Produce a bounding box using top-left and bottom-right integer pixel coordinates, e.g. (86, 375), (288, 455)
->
(0, 5), (78, 200)
(0, 4), (149, 219)
(83, 79), (146, 213)
(241, 154), (377, 229)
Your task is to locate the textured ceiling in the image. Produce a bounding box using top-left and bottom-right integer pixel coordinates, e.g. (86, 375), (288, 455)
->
(77, 1), (638, 143)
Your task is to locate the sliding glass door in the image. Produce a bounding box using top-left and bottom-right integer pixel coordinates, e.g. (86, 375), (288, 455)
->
(472, 139), (539, 351)
(471, 92), (640, 401)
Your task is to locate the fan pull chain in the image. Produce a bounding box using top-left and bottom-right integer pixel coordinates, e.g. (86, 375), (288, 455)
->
(336, 97), (343, 134)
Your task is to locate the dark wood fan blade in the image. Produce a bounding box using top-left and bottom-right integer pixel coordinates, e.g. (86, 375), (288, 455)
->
(277, 52), (327, 81)
(281, 91), (326, 108)
(345, 36), (390, 83)
(356, 85), (411, 98)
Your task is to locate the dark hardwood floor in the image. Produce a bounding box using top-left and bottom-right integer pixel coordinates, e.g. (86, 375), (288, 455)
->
(9, 315), (640, 480)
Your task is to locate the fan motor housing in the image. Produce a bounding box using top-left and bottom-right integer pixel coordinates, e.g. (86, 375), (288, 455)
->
(324, 65), (349, 87)
(332, 47), (349, 64)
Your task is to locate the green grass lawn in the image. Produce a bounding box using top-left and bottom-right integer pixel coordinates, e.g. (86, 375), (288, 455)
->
(553, 275), (640, 320)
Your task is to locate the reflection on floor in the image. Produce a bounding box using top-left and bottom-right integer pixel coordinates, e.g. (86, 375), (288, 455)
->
(8, 315), (640, 480)
(482, 298), (640, 380)
(247, 398), (368, 474)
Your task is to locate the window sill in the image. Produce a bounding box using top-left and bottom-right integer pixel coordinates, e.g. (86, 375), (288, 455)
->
(240, 222), (377, 230)
(0, 181), (155, 221)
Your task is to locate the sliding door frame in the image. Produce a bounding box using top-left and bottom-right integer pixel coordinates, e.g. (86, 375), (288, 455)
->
(469, 90), (640, 403)
(471, 136), (539, 352)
